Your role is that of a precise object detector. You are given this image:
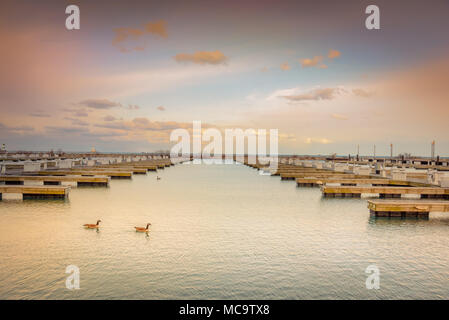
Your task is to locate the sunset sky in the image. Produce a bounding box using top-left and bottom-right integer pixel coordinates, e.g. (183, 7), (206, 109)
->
(1, 0), (449, 156)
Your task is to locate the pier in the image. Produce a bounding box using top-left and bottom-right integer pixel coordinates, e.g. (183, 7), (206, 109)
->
(296, 178), (431, 187)
(0, 153), (179, 201)
(37, 170), (133, 179)
(241, 156), (449, 218)
(0, 185), (70, 200)
(321, 186), (449, 199)
(281, 172), (372, 180)
(91, 167), (148, 174)
(0, 175), (109, 187)
(367, 200), (449, 218)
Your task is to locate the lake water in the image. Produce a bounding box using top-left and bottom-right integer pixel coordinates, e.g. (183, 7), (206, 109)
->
(1, 162), (449, 299)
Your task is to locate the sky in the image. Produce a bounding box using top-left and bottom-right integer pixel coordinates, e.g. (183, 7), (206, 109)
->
(1, 0), (449, 156)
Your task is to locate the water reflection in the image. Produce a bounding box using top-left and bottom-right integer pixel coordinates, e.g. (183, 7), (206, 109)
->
(1, 163), (449, 299)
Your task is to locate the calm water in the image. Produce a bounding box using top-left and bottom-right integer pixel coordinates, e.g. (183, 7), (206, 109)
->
(1, 163), (449, 299)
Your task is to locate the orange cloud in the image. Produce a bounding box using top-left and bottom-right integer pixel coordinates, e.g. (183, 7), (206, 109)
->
(112, 20), (167, 52)
(305, 137), (332, 144)
(143, 21), (168, 38)
(328, 49), (341, 59)
(157, 106), (166, 111)
(174, 51), (228, 65)
(280, 62), (290, 71)
(331, 113), (348, 120)
(300, 56), (326, 68)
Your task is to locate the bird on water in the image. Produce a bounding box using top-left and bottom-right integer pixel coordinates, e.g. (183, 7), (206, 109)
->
(83, 220), (101, 229)
(135, 223), (151, 232)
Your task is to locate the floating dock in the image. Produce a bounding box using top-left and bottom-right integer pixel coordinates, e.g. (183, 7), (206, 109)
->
(0, 175), (109, 187)
(281, 173), (371, 180)
(296, 178), (432, 187)
(322, 186), (449, 199)
(91, 167), (147, 174)
(367, 200), (449, 218)
(37, 170), (132, 179)
(0, 185), (70, 200)
(97, 165), (158, 171)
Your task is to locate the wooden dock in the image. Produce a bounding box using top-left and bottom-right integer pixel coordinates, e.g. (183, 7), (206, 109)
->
(0, 175), (109, 187)
(97, 165), (158, 171)
(281, 173), (371, 180)
(367, 200), (449, 218)
(296, 178), (432, 187)
(321, 186), (449, 199)
(0, 185), (70, 200)
(37, 170), (132, 179)
(90, 167), (147, 174)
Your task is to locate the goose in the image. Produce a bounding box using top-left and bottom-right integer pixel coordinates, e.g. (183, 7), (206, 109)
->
(83, 220), (101, 229)
(135, 223), (151, 232)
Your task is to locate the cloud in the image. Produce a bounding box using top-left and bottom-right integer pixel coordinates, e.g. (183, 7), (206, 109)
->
(132, 118), (185, 131)
(94, 122), (131, 131)
(352, 88), (374, 98)
(328, 49), (341, 59)
(74, 110), (89, 117)
(81, 131), (128, 138)
(280, 62), (290, 71)
(260, 67), (269, 72)
(45, 126), (87, 134)
(143, 21), (168, 38)
(282, 88), (340, 102)
(79, 99), (122, 109)
(30, 112), (51, 118)
(174, 50), (228, 65)
(305, 137), (332, 144)
(94, 117), (196, 133)
(331, 113), (348, 120)
(279, 133), (296, 141)
(157, 105), (166, 111)
(64, 117), (89, 126)
(300, 56), (326, 68)
(103, 115), (118, 122)
(112, 20), (167, 52)
(63, 108), (90, 117)
(0, 122), (35, 134)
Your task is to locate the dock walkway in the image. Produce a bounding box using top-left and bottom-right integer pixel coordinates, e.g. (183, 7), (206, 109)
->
(0, 185), (70, 200)
(322, 186), (449, 199)
(0, 175), (109, 187)
(367, 200), (449, 218)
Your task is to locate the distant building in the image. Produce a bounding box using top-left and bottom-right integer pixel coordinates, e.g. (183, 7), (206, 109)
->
(91, 147), (96, 153)
(0, 143), (5, 152)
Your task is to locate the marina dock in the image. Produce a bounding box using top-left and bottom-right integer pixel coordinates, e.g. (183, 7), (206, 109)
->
(281, 172), (372, 180)
(37, 170), (133, 179)
(0, 185), (70, 200)
(296, 178), (432, 187)
(1, 151), (448, 217)
(367, 200), (449, 218)
(0, 175), (109, 187)
(321, 185), (449, 199)
(0, 153), (179, 201)
(241, 155), (449, 218)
